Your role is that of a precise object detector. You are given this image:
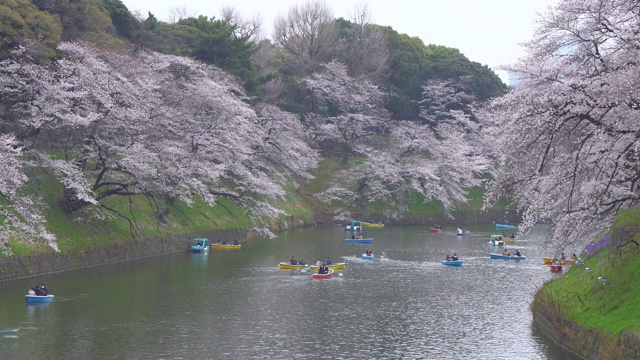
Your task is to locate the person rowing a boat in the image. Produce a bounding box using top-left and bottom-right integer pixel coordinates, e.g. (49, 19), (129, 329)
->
(445, 255), (451, 261)
(451, 254), (459, 261)
(503, 249), (511, 256)
(365, 249), (372, 256)
(315, 259), (322, 266)
(298, 257), (306, 266)
(290, 256), (298, 265)
(515, 250), (521, 257)
(326, 257), (332, 265)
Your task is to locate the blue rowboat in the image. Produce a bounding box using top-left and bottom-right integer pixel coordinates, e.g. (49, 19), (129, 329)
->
(456, 231), (469, 236)
(489, 253), (526, 260)
(344, 238), (373, 243)
(26, 295), (54, 303)
(496, 224), (515, 229)
(362, 253), (374, 260)
(441, 260), (463, 267)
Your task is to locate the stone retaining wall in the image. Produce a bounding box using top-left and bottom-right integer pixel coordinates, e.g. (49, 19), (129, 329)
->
(531, 287), (640, 359)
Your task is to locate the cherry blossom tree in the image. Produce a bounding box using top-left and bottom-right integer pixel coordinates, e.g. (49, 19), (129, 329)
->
(306, 62), (488, 219)
(484, 0), (640, 248)
(302, 61), (389, 164)
(0, 42), (318, 240)
(0, 134), (56, 253)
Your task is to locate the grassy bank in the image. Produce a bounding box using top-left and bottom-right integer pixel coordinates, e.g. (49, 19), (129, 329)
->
(532, 207), (640, 358)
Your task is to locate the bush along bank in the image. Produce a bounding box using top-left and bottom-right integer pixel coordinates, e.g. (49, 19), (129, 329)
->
(0, 230), (245, 282)
(531, 241), (640, 359)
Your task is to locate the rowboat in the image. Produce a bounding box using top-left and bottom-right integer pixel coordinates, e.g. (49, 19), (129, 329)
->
(190, 238), (208, 253)
(26, 295), (55, 303)
(310, 262), (346, 271)
(313, 270), (334, 279)
(543, 257), (576, 266)
(441, 260), (463, 267)
(210, 243), (241, 250)
(362, 253), (374, 260)
(362, 222), (384, 228)
(496, 223), (516, 229)
(344, 238), (373, 244)
(489, 253), (526, 260)
(430, 228), (442, 233)
(278, 262), (309, 270)
(456, 231), (469, 236)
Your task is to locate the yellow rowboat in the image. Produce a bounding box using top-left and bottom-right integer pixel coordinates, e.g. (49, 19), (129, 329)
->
(362, 222), (384, 228)
(309, 262), (346, 271)
(543, 257), (576, 265)
(211, 244), (241, 250)
(278, 262), (309, 270)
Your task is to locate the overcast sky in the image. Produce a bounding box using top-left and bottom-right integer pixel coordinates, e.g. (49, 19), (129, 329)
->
(120, 0), (556, 83)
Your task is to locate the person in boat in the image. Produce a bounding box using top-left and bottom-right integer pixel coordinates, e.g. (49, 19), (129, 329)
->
(290, 256), (298, 265)
(326, 257), (332, 265)
(457, 228), (463, 234)
(560, 253), (566, 260)
(357, 234), (363, 239)
(41, 283), (49, 295)
(365, 249), (372, 256)
(435, 224), (441, 230)
(298, 257), (306, 266)
(515, 250), (521, 257)
(352, 234), (356, 239)
(233, 239), (239, 245)
(503, 248), (511, 256)
(451, 254), (459, 261)
(509, 233), (515, 239)
(318, 263), (328, 274)
(501, 219), (510, 225)
(34, 285), (46, 296)
(445, 255), (451, 261)
(28, 287), (36, 296)
(195, 240), (203, 246)
(315, 259), (322, 266)
(571, 253), (578, 260)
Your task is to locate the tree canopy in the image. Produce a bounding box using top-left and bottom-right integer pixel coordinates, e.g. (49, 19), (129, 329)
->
(484, 0), (640, 248)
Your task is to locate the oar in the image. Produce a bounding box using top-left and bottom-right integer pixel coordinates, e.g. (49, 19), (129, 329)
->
(0, 328), (19, 333)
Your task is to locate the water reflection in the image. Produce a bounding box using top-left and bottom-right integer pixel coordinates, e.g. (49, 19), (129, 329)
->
(0, 224), (579, 359)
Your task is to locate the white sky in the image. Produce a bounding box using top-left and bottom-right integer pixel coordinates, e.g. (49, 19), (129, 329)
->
(120, 0), (555, 83)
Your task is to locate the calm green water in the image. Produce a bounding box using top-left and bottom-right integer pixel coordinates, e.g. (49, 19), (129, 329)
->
(0, 224), (578, 359)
